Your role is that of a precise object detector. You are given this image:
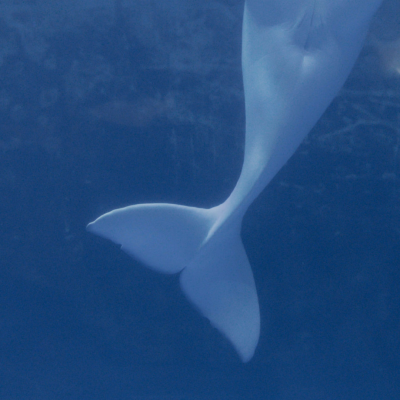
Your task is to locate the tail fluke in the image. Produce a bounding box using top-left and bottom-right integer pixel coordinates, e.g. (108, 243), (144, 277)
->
(87, 203), (217, 274)
(180, 224), (259, 362)
(87, 203), (260, 361)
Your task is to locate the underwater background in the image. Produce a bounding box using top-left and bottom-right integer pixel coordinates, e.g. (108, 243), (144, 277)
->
(0, 0), (400, 398)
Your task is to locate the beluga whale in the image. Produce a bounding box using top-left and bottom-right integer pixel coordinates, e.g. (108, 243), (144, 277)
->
(87, 0), (383, 362)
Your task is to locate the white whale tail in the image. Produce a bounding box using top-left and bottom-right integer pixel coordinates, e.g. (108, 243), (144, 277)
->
(87, 203), (260, 362)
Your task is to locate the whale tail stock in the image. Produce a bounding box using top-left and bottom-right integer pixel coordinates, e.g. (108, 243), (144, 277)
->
(87, 202), (260, 362)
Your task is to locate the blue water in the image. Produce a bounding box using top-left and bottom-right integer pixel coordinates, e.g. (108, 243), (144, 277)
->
(0, 1), (399, 399)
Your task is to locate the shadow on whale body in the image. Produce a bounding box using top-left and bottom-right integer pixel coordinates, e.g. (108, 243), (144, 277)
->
(87, 0), (383, 362)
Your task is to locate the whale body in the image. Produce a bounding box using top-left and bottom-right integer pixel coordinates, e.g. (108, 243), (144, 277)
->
(87, 0), (383, 362)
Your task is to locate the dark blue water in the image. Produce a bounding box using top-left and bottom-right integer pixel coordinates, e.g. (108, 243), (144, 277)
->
(1, 1), (399, 399)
